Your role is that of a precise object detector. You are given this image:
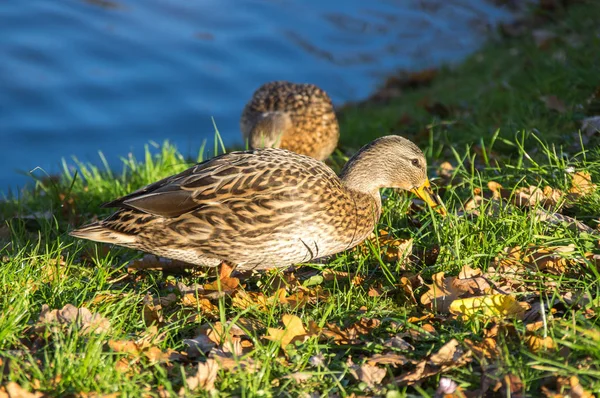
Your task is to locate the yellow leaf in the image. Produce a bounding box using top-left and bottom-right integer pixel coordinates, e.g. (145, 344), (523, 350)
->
(264, 314), (307, 349)
(449, 294), (528, 320)
(525, 335), (555, 352)
(570, 171), (596, 196)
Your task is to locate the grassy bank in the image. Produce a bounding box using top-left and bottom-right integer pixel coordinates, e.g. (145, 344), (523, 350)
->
(1, 1), (600, 397)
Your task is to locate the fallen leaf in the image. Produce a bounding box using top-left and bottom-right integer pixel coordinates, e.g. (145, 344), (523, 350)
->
(348, 362), (386, 388)
(183, 334), (216, 357)
(383, 335), (415, 351)
(395, 339), (471, 385)
(569, 171), (596, 196)
(525, 334), (556, 352)
(420, 272), (465, 313)
(1, 382), (44, 398)
(36, 304), (110, 335)
(366, 353), (409, 367)
(534, 209), (596, 234)
(264, 314), (308, 349)
(181, 294), (218, 314)
(180, 359), (219, 394)
(203, 263), (240, 294)
(284, 372), (313, 383)
(108, 339), (185, 364)
(449, 294), (528, 320)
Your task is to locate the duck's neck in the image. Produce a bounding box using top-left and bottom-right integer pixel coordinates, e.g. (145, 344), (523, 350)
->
(339, 152), (386, 224)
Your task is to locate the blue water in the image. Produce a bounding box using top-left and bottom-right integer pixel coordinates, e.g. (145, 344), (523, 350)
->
(0, 0), (513, 194)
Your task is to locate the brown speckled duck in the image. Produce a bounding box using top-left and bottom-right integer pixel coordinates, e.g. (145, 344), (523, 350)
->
(70, 136), (445, 270)
(240, 81), (339, 161)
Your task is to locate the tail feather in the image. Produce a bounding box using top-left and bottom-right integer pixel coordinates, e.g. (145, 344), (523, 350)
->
(69, 222), (137, 245)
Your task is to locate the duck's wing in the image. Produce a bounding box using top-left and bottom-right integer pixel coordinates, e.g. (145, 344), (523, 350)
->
(101, 148), (338, 218)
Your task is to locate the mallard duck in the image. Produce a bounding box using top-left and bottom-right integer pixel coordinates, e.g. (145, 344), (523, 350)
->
(240, 81), (339, 161)
(70, 135), (445, 270)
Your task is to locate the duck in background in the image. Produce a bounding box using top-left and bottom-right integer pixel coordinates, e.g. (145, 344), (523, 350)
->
(240, 81), (339, 161)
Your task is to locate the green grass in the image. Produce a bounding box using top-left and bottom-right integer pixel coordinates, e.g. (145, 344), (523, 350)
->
(1, 2), (600, 396)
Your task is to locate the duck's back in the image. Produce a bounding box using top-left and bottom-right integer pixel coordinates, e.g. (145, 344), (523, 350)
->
(240, 81), (339, 161)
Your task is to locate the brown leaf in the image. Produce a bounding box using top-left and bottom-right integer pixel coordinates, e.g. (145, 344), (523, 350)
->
(569, 171), (596, 196)
(184, 334), (216, 357)
(208, 348), (258, 371)
(534, 209), (596, 234)
(541, 95), (568, 113)
(366, 353), (409, 367)
(348, 362), (386, 388)
(525, 334), (556, 352)
(264, 314), (308, 349)
(395, 339), (471, 385)
(1, 382), (44, 398)
(283, 372), (313, 383)
(383, 335), (415, 351)
(420, 272), (465, 313)
(463, 337), (499, 359)
(180, 359), (219, 394)
(321, 318), (380, 345)
(36, 304), (110, 335)
(108, 339), (185, 364)
(203, 263), (240, 294)
(181, 294), (218, 314)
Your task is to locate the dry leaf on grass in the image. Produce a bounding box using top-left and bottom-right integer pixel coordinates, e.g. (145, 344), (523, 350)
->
(420, 272), (465, 313)
(449, 294), (529, 320)
(203, 263), (240, 294)
(283, 372), (313, 383)
(320, 318), (381, 345)
(395, 339), (471, 385)
(264, 314), (310, 349)
(35, 304), (110, 335)
(0, 382), (44, 398)
(359, 230), (413, 264)
(180, 359), (219, 394)
(348, 360), (387, 388)
(569, 171), (597, 196)
(383, 335), (415, 351)
(525, 334), (556, 352)
(534, 209), (596, 234)
(194, 321), (254, 357)
(366, 353), (409, 367)
(208, 348), (258, 371)
(181, 294), (218, 314)
(108, 339), (186, 365)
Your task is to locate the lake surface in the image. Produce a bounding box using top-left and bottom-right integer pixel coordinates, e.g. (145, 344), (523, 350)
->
(0, 0), (514, 194)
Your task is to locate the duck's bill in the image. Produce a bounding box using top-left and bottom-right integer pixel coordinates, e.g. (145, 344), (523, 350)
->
(411, 180), (447, 216)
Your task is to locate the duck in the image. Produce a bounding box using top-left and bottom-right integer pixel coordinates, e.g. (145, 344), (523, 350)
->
(70, 135), (445, 270)
(240, 81), (339, 161)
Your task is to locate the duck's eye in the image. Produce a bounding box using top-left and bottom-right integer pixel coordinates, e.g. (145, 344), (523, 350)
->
(411, 159), (420, 167)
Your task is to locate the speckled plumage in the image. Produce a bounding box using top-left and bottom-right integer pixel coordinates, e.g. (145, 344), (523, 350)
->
(71, 136), (444, 270)
(240, 81), (339, 161)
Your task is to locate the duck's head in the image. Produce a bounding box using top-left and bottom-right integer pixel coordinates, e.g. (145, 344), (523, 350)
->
(340, 135), (446, 215)
(249, 112), (292, 149)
